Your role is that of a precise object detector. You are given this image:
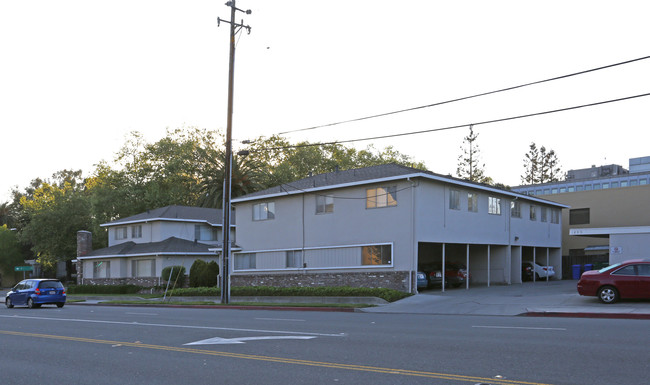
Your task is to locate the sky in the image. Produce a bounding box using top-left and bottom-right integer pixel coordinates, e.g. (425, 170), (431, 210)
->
(1, 0), (649, 202)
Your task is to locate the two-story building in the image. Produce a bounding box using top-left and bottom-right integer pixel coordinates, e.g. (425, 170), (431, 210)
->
(231, 164), (568, 293)
(75, 205), (235, 286)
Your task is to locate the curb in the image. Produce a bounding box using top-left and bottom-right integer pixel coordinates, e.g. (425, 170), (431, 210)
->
(67, 301), (357, 312)
(523, 312), (650, 320)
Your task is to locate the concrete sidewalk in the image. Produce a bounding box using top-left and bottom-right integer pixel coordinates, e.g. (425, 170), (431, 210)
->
(359, 280), (650, 319)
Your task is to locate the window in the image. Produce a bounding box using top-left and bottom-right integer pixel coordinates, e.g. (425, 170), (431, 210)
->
(132, 259), (155, 277)
(612, 265), (636, 276)
(115, 227), (128, 240)
(529, 205), (537, 221)
(594, 183), (601, 190)
(602, 183), (610, 189)
(449, 189), (460, 210)
(559, 187), (566, 193)
(568, 186), (575, 192)
(361, 245), (391, 265)
(316, 195), (334, 214)
(253, 202), (275, 221)
(93, 261), (110, 278)
(488, 197), (501, 215)
(366, 186), (397, 209)
(131, 225), (142, 239)
(551, 188), (558, 194)
(551, 209), (560, 224)
(640, 179), (647, 185)
(638, 264), (650, 276)
(195, 225), (218, 241)
(569, 208), (590, 225)
(611, 182), (619, 188)
(286, 250), (302, 268)
(576, 186), (584, 191)
(585, 184), (592, 191)
(541, 207), (548, 222)
(510, 201), (521, 218)
(467, 193), (478, 212)
(235, 253), (256, 270)
(621, 181), (629, 187)
(630, 180), (639, 186)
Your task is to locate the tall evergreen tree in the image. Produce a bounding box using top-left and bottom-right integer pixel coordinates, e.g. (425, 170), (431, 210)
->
(456, 125), (492, 183)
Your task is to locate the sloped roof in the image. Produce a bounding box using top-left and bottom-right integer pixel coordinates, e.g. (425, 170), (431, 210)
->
(102, 205), (232, 227)
(232, 163), (569, 208)
(79, 237), (220, 259)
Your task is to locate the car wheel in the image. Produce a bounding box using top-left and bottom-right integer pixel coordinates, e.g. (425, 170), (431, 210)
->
(598, 286), (619, 304)
(56, 303), (65, 308)
(535, 273), (540, 280)
(27, 298), (35, 309)
(5, 298), (13, 309)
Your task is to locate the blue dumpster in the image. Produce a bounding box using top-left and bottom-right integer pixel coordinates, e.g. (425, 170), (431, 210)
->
(572, 264), (582, 279)
(584, 263), (594, 271)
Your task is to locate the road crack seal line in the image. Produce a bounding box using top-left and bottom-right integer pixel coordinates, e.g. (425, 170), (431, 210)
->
(0, 329), (551, 385)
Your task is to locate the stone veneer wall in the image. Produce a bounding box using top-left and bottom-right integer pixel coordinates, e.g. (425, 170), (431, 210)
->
(231, 271), (411, 292)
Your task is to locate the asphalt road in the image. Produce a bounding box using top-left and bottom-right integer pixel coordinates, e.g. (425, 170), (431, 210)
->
(0, 304), (648, 385)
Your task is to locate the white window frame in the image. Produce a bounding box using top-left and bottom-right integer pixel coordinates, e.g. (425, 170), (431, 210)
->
(286, 250), (303, 268)
(488, 197), (501, 215)
(449, 189), (460, 210)
(530, 205), (537, 221)
(510, 201), (521, 218)
(316, 195), (334, 214)
(366, 186), (397, 209)
(93, 261), (110, 278)
(115, 227), (128, 240)
(131, 225), (142, 239)
(467, 192), (478, 212)
(253, 202), (275, 221)
(361, 245), (392, 266)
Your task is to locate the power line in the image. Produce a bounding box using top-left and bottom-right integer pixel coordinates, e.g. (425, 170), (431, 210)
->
(256, 92), (650, 152)
(277, 55), (650, 136)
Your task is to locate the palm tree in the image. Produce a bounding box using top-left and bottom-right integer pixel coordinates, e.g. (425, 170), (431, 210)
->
(197, 151), (265, 208)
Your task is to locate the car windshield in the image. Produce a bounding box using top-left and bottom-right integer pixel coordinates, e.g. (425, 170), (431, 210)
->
(598, 263), (621, 273)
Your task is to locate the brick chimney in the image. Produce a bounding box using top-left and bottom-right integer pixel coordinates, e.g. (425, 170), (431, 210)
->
(76, 231), (92, 284)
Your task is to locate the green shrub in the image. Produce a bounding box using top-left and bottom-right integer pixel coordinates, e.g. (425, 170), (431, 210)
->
(189, 259), (207, 287)
(161, 266), (186, 288)
(189, 259), (219, 287)
(67, 284), (143, 295)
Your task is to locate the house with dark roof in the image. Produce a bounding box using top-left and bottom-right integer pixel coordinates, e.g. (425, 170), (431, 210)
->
(231, 164), (568, 293)
(75, 205), (235, 286)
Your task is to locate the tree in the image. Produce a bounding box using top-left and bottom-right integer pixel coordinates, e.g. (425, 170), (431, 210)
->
(520, 143), (562, 184)
(19, 171), (92, 279)
(456, 125), (492, 183)
(0, 225), (24, 281)
(521, 143), (539, 184)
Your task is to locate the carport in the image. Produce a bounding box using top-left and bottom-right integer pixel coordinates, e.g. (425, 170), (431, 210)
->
(418, 242), (561, 292)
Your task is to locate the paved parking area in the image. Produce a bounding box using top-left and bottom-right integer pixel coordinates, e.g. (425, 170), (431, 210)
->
(360, 280), (650, 318)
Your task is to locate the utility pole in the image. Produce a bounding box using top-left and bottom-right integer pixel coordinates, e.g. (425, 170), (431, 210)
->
(218, 1), (251, 304)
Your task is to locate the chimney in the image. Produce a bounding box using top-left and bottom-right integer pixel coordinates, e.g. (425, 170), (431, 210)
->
(77, 230), (93, 258)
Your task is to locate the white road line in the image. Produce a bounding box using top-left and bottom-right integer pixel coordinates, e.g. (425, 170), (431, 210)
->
(0, 314), (346, 337)
(255, 318), (305, 322)
(472, 325), (567, 331)
(125, 312), (159, 316)
(185, 335), (316, 345)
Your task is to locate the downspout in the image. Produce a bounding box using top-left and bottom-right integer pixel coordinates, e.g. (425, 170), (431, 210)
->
(408, 177), (416, 293)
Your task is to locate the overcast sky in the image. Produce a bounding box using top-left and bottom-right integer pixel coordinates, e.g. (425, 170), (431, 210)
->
(1, 0), (649, 202)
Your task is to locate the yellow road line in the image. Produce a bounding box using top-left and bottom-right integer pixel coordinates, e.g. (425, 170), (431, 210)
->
(0, 330), (551, 385)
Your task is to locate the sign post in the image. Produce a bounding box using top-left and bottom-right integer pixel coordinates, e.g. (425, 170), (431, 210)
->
(14, 265), (33, 280)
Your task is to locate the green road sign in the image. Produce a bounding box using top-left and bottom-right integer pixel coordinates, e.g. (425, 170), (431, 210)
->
(14, 265), (33, 272)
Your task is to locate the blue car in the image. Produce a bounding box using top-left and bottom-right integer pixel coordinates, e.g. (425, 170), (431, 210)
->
(5, 279), (66, 309)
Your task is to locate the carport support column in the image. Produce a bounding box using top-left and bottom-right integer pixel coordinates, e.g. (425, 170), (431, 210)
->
(466, 244), (469, 290)
(487, 245), (490, 288)
(441, 243), (446, 293)
(546, 248), (550, 283)
(533, 248), (536, 283)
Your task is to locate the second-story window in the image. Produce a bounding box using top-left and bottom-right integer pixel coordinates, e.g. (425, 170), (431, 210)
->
(488, 197), (501, 215)
(316, 195), (334, 214)
(530, 205), (537, 221)
(195, 225), (218, 241)
(510, 201), (521, 218)
(467, 193), (478, 212)
(253, 202), (275, 221)
(131, 225), (142, 238)
(115, 227), (128, 240)
(366, 186), (397, 209)
(449, 189), (460, 210)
